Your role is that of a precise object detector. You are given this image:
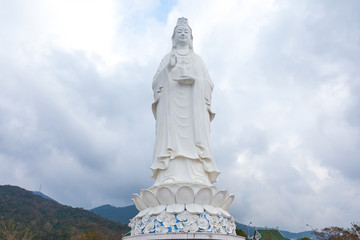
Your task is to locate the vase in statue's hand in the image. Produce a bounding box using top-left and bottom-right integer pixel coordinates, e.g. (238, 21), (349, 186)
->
(168, 54), (177, 70)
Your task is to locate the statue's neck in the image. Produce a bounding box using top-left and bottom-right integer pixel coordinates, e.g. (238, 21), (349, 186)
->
(175, 46), (190, 56)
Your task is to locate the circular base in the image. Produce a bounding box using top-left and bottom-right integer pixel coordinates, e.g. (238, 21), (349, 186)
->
(129, 210), (236, 236)
(124, 232), (245, 240)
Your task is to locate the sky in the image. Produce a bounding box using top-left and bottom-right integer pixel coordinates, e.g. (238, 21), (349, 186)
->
(0, 0), (359, 233)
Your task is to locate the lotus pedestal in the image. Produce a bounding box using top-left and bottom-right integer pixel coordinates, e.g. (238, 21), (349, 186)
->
(126, 184), (240, 238)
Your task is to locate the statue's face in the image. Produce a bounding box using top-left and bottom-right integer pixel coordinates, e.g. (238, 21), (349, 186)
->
(174, 26), (190, 46)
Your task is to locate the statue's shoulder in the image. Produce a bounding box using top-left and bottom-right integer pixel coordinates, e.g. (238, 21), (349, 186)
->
(193, 52), (201, 57)
(192, 53), (207, 66)
(159, 52), (171, 65)
(163, 52), (172, 60)
(193, 52), (204, 60)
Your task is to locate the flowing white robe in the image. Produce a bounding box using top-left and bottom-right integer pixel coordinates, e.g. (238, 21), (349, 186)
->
(151, 51), (220, 185)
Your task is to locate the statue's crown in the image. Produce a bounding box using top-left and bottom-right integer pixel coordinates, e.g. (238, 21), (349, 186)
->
(176, 17), (189, 27)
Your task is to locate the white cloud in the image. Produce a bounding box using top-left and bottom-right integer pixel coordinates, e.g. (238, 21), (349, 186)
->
(0, 0), (360, 232)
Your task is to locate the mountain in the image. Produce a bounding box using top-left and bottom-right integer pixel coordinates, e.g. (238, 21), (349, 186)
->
(236, 223), (316, 240)
(11, 185), (315, 240)
(280, 230), (315, 239)
(32, 191), (56, 202)
(90, 204), (138, 224)
(0, 185), (129, 240)
(236, 223), (257, 238)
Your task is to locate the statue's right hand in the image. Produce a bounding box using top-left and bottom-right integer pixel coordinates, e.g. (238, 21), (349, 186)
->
(168, 54), (177, 69)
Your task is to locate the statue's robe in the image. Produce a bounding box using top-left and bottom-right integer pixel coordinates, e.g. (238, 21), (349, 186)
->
(151, 51), (220, 185)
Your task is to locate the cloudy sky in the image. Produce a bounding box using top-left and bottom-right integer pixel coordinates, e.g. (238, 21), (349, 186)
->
(1, 0), (359, 232)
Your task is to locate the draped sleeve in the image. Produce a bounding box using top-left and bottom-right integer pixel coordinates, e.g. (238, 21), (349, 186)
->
(152, 54), (170, 120)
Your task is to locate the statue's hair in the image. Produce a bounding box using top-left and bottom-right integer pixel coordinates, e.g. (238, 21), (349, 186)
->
(172, 17), (193, 50)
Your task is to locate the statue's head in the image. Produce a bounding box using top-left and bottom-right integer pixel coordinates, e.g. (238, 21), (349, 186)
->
(172, 17), (193, 49)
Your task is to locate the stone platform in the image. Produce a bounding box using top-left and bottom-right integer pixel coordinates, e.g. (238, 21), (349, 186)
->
(124, 232), (245, 240)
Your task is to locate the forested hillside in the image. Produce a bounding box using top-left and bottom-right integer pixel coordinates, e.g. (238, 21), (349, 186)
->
(0, 185), (129, 240)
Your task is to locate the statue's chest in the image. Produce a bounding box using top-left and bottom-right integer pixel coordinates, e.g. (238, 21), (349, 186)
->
(171, 55), (195, 78)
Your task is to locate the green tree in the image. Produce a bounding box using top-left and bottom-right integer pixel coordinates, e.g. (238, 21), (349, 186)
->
(236, 228), (247, 238)
(80, 228), (104, 240)
(299, 237), (311, 240)
(263, 234), (276, 240)
(314, 223), (360, 240)
(0, 219), (33, 240)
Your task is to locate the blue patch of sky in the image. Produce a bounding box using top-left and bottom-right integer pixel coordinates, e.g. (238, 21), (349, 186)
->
(153, 0), (178, 23)
(115, 0), (177, 36)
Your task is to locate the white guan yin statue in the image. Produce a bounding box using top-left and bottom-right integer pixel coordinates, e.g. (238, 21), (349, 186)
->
(128, 18), (238, 237)
(151, 17), (220, 186)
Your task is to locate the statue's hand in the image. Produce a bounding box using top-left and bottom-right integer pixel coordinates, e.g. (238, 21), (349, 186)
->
(205, 97), (211, 106)
(168, 54), (177, 70)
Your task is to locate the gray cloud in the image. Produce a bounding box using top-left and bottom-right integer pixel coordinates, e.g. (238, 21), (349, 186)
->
(0, 0), (359, 232)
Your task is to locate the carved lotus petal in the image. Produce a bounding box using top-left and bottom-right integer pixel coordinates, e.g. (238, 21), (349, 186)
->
(226, 221), (234, 234)
(195, 188), (213, 205)
(157, 211), (170, 222)
(166, 203), (185, 213)
(176, 186), (194, 204)
(141, 214), (150, 225)
(203, 204), (221, 215)
(136, 208), (149, 218)
(148, 205), (167, 215)
(197, 216), (210, 229)
(156, 226), (169, 234)
(134, 227), (142, 235)
(132, 194), (148, 211)
(175, 222), (184, 230)
(186, 214), (199, 224)
(209, 215), (220, 226)
(160, 212), (177, 227)
(183, 222), (199, 232)
(221, 194), (235, 210)
(186, 203), (204, 214)
(143, 221), (155, 234)
(210, 190), (228, 207)
(219, 208), (231, 218)
(220, 216), (228, 227)
(219, 225), (226, 234)
(176, 210), (192, 221)
(140, 189), (159, 207)
(156, 187), (175, 205)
